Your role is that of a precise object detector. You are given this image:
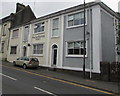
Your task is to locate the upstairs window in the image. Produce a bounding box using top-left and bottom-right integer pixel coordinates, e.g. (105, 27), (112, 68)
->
(12, 29), (19, 38)
(67, 12), (86, 27)
(2, 24), (7, 36)
(23, 26), (29, 41)
(52, 18), (59, 37)
(34, 22), (45, 33)
(67, 41), (86, 56)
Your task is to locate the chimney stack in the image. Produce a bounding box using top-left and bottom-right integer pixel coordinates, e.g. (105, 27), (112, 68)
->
(16, 3), (25, 13)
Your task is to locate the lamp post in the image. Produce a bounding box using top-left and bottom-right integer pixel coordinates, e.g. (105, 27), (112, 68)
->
(83, 0), (86, 78)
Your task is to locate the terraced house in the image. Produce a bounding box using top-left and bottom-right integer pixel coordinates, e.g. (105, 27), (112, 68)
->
(0, 15), (12, 61)
(1, 1), (120, 73)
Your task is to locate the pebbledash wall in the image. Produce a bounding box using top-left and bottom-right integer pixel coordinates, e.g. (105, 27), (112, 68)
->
(7, 1), (119, 73)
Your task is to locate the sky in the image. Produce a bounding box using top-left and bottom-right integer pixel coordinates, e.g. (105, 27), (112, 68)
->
(0, 0), (120, 19)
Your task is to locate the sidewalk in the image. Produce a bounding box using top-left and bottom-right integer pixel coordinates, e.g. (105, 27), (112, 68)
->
(29, 67), (119, 95)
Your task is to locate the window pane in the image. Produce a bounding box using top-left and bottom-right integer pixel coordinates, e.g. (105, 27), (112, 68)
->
(68, 49), (74, 54)
(68, 42), (74, 48)
(3, 24), (7, 35)
(12, 29), (19, 38)
(33, 45), (36, 50)
(74, 19), (80, 25)
(33, 44), (43, 54)
(68, 15), (73, 21)
(1, 43), (4, 53)
(80, 18), (84, 24)
(74, 42), (80, 48)
(40, 50), (43, 54)
(53, 18), (59, 29)
(41, 26), (44, 31)
(74, 49), (79, 54)
(34, 22), (44, 33)
(74, 13), (80, 19)
(10, 46), (17, 54)
(68, 20), (73, 27)
(52, 29), (59, 36)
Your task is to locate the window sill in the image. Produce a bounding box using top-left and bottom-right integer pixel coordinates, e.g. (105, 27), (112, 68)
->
(66, 55), (87, 58)
(23, 41), (28, 43)
(10, 54), (17, 55)
(66, 24), (87, 29)
(51, 36), (60, 38)
(32, 54), (43, 57)
(2, 35), (6, 36)
(33, 31), (45, 35)
(11, 37), (18, 39)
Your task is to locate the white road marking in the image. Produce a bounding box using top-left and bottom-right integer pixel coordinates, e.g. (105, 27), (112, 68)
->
(34, 86), (57, 96)
(0, 73), (17, 81)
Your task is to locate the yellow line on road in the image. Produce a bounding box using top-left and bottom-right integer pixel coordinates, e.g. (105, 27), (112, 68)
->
(2, 65), (113, 95)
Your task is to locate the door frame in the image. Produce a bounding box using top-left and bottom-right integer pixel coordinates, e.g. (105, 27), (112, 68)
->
(51, 44), (58, 67)
(23, 46), (27, 56)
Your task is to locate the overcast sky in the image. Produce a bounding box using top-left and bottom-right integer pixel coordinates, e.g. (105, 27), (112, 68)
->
(0, 0), (120, 19)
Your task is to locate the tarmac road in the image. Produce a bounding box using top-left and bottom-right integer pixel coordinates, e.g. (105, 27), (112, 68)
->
(1, 61), (114, 96)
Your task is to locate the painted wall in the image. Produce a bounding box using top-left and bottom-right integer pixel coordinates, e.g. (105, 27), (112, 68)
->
(7, 27), (22, 62)
(48, 15), (63, 68)
(29, 20), (48, 66)
(101, 9), (116, 62)
(63, 10), (91, 71)
(0, 22), (11, 61)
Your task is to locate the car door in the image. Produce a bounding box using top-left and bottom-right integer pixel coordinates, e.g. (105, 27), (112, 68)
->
(15, 58), (20, 65)
(19, 57), (24, 66)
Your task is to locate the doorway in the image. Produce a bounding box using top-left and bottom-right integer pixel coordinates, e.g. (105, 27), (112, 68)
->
(52, 45), (58, 65)
(23, 46), (27, 56)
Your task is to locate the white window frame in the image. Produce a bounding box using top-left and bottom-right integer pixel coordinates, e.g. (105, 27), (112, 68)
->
(66, 40), (88, 57)
(51, 17), (60, 37)
(12, 29), (19, 39)
(2, 24), (7, 36)
(32, 43), (44, 56)
(23, 25), (29, 42)
(66, 10), (87, 29)
(34, 21), (45, 34)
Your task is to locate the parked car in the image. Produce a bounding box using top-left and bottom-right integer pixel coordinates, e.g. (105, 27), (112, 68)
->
(13, 57), (39, 69)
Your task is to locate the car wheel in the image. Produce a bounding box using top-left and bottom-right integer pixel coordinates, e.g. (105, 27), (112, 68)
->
(23, 64), (27, 69)
(13, 61), (16, 66)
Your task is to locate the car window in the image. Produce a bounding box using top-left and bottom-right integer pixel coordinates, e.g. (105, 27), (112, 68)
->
(17, 58), (20, 60)
(24, 57), (29, 61)
(31, 58), (38, 61)
(21, 57), (25, 60)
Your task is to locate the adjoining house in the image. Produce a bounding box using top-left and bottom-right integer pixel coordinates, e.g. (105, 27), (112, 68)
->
(0, 3), (36, 61)
(2, 1), (120, 73)
(0, 15), (12, 61)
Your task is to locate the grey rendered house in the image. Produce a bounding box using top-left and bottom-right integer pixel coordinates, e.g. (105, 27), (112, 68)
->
(61, 1), (119, 73)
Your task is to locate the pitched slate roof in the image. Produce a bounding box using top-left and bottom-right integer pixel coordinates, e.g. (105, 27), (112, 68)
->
(0, 3), (36, 29)
(10, 4), (36, 29)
